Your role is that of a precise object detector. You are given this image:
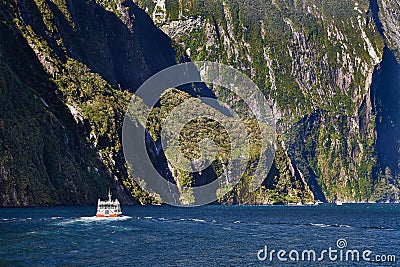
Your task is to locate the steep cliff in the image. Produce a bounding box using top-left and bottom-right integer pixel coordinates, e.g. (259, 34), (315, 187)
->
(378, 0), (400, 60)
(0, 0), (176, 205)
(0, 0), (312, 206)
(1, 0), (399, 206)
(0, 12), (116, 206)
(134, 0), (400, 202)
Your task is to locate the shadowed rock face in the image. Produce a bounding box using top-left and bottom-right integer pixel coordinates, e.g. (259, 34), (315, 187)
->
(0, 0), (180, 206)
(0, 17), (116, 206)
(371, 0), (400, 173)
(369, 0), (400, 202)
(372, 48), (400, 177)
(16, 0), (178, 90)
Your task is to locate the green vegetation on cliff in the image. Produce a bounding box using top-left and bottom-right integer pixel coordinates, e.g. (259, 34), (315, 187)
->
(0, 17), (112, 205)
(1, 0), (399, 206)
(134, 0), (398, 202)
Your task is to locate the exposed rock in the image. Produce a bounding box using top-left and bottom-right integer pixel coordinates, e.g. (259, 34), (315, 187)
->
(379, 0), (400, 60)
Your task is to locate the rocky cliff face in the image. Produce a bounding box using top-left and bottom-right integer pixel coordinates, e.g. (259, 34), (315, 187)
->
(1, 0), (399, 206)
(378, 0), (400, 60)
(0, 12), (115, 206)
(0, 0), (315, 206)
(371, 0), (400, 202)
(0, 0), (178, 206)
(135, 0), (400, 202)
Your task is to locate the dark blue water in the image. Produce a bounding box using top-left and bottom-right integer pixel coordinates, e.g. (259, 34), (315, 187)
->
(0, 205), (399, 266)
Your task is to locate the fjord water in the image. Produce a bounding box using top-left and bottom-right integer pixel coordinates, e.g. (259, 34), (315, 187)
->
(0, 205), (399, 266)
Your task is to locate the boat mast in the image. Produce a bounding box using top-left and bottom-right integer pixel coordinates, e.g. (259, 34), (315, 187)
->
(108, 188), (112, 202)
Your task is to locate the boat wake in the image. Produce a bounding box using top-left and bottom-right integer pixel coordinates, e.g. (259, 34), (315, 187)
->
(58, 215), (132, 225)
(79, 215), (132, 221)
(140, 216), (208, 224)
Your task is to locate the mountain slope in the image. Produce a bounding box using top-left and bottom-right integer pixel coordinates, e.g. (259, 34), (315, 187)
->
(135, 0), (400, 202)
(0, 13), (117, 205)
(1, 0), (399, 205)
(0, 0), (315, 206)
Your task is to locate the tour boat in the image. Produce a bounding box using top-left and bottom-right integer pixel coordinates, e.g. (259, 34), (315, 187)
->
(336, 200), (343, 206)
(96, 189), (122, 217)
